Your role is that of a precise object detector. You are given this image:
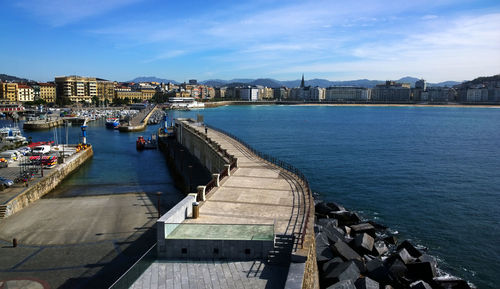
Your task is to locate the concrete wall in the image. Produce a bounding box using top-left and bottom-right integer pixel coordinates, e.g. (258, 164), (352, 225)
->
(1, 146), (94, 218)
(162, 238), (273, 260)
(176, 120), (228, 174)
(157, 194), (196, 255)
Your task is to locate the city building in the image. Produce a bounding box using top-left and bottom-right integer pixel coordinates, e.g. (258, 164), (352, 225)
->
(466, 85), (488, 102)
(215, 87), (226, 98)
(289, 74), (325, 101)
(371, 81), (411, 102)
(421, 87), (456, 102)
(325, 87), (371, 101)
(0, 82), (18, 102)
(97, 79), (117, 104)
(116, 91), (142, 101)
(55, 76), (97, 103)
(17, 84), (35, 102)
(273, 87), (289, 100)
(38, 83), (57, 103)
(240, 86), (259, 101)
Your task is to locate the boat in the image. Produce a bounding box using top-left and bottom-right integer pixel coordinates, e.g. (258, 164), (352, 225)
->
(136, 135), (157, 150)
(0, 127), (28, 144)
(105, 118), (120, 129)
(136, 136), (146, 150)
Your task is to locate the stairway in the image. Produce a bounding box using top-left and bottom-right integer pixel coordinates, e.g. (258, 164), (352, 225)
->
(0, 205), (7, 219)
(268, 234), (295, 265)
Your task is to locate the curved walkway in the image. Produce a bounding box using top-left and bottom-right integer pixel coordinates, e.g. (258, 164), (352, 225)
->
(184, 123), (307, 244)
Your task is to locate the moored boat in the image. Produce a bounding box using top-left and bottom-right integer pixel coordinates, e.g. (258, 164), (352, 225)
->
(105, 118), (120, 129)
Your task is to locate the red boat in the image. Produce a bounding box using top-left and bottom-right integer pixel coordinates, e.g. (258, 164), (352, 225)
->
(136, 136), (146, 150)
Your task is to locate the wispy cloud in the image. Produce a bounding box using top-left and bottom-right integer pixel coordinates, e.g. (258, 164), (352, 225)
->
(15, 0), (143, 26)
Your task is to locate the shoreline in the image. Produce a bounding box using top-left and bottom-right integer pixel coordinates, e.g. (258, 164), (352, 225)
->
(202, 101), (500, 109)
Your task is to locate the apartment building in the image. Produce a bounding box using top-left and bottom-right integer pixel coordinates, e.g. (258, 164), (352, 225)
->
(17, 84), (34, 102)
(240, 86), (259, 101)
(97, 79), (117, 103)
(39, 83), (56, 103)
(55, 76), (97, 103)
(0, 82), (18, 102)
(372, 81), (411, 102)
(325, 87), (371, 101)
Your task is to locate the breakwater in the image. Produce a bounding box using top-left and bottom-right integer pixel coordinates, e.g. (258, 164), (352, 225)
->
(314, 200), (472, 288)
(157, 119), (318, 289)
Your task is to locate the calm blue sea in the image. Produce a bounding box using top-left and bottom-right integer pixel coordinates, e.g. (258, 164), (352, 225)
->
(170, 105), (500, 289)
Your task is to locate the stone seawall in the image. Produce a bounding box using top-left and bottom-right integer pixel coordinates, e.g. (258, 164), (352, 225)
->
(1, 146), (93, 218)
(175, 120), (229, 174)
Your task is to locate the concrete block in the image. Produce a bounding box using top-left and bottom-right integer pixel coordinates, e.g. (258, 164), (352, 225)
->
(322, 261), (360, 287)
(409, 280), (432, 289)
(322, 257), (344, 274)
(326, 280), (356, 289)
(365, 259), (390, 283)
(407, 262), (437, 281)
(433, 276), (472, 289)
(398, 248), (418, 264)
(397, 240), (422, 258)
(350, 223), (376, 237)
(354, 277), (379, 289)
(372, 241), (389, 256)
(354, 233), (374, 253)
(330, 211), (361, 227)
(331, 240), (363, 262)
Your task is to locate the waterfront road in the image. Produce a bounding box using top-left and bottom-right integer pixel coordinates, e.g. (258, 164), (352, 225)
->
(0, 192), (168, 288)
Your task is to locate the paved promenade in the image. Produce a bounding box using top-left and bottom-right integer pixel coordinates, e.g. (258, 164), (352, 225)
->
(185, 123), (307, 239)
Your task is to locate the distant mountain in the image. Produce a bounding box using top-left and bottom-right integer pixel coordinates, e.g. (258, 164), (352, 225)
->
(429, 81), (461, 87)
(128, 76), (179, 84)
(128, 75), (461, 88)
(0, 74), (31, 82)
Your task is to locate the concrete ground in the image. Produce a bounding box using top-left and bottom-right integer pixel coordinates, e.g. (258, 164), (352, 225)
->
(131, 259), (288, 289)
(0, 192), (171, 289)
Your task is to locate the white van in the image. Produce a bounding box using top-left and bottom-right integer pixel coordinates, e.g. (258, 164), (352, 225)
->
(32, 145), (51, 155)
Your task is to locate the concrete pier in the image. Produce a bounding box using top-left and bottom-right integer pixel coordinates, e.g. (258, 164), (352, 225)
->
(119, 105), (158, 132)
(126, 120), (318, 289)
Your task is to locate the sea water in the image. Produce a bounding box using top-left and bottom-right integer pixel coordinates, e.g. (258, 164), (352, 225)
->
(170, 105), (499, 289)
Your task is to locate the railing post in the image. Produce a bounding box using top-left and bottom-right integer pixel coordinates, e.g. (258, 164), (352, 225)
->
(212, 174), (220, 187)
(197, 186), (206, 201)
(224, 164), (231, 176)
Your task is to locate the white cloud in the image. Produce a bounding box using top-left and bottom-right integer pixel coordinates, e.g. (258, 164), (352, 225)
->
(15, 0), (143, 26)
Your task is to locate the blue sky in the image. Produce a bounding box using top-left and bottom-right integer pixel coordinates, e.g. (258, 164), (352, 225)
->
(1, 0), (499, 82)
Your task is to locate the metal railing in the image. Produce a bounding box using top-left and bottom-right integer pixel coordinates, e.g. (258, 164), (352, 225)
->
(108, 243), (157, 289)
(205, 124), (313, 248)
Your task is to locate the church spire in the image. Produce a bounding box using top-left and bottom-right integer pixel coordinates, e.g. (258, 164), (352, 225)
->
(300, 74), (305, 88)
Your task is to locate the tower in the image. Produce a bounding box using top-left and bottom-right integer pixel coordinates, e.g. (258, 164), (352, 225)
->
(300, 74), (305, 88)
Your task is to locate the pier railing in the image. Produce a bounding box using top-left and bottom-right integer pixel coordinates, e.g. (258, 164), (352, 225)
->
(205, 124), (313, 249)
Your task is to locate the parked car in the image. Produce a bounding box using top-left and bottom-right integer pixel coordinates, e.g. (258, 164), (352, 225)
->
(0, 177), (14, 188)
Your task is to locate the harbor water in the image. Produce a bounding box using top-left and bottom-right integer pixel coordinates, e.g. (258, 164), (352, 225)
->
(16, 119), (184, 208)
(170, 105), (499, 289)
